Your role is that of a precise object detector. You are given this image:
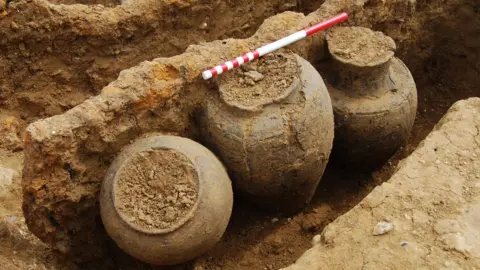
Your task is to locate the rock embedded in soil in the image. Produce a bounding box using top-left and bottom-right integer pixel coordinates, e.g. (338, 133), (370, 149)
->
(283, 98), (480, 270)
(372, 221), (394, 235)
(0, 167), (15, 197)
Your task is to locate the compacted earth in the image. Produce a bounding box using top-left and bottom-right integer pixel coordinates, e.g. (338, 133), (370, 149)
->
(0, 0), (479, 269)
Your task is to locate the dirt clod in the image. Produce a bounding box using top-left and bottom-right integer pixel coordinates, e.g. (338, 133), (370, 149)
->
(219, 52), (299, 109)
(114, 149), (198, 231)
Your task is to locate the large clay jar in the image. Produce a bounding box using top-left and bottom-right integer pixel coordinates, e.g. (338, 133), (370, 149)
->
(322, 27), (417, 169)
(100, 135), (233, 265)
(197, 52), (334, 213)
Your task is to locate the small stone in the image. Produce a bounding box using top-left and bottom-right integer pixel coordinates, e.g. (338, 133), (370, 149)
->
(138, 211), (146, 221)
(0, 167), (15, 197)
(373, 221), (394, 235)
(199, 22), (208, 30)
(271, 218), (279, 223)
(321, 226), (336, 244)
(311, 234), (321, 246)
(245, 78), (255, 86)
(18, 42), (26, 52)
(10, 22), (19, 30)
(244, 71), (264, 82)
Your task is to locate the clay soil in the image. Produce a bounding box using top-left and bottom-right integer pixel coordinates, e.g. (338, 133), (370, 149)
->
(0, 0), (479, 269)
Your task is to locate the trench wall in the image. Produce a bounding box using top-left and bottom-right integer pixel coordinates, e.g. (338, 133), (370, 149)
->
(283, 98), (480, 269)
(0, 0), (297, 122)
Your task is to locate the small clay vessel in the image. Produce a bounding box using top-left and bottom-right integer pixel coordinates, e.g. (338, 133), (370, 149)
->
(197, 51), (334, 214)
(99, 135), (233, 265)
(322, 26), (418, 169)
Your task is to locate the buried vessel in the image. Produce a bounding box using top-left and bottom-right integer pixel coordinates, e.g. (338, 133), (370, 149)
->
(100, 135), (233, 265)
(321, 26), (418, 169)
(197, 51), (334, 213)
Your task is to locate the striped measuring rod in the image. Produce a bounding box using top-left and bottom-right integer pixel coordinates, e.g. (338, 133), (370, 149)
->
(201, 12), (348, 80)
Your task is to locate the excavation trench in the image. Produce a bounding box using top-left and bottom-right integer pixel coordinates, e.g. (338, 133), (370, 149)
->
(0, 0), (320, 130)
(0, 0), (477, 269)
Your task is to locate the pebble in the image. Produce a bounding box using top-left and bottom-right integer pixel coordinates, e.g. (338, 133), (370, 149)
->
(244, 71), (264, 82)
(10, 21), (19, 30)
(321, 226), (336, 244)
(245, 78), (256, 86)
(0, 167), (15, 197)
(271, 218), (279, 223)
(18, 42), (26, 52)
(311, 234), (321, 246)
(373, 221), (394, 235)
(199, 22), (208, 30)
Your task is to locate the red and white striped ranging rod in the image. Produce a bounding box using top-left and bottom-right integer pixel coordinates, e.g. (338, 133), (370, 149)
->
(202, 12), (348, 80)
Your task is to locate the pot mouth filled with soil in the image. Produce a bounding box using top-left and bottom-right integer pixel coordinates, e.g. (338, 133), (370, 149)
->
(112, 148), (199, 234)
(327, 26), (396, 68)
(217, 52), (300, 111)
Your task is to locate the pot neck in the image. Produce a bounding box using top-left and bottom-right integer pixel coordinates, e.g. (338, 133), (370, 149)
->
(329, 55), (392, 97)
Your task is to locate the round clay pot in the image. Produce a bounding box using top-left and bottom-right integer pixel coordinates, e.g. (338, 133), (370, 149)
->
(99, 135), (233, 265)
(323, 26), (418, 169)
(197, 51), (334, 213)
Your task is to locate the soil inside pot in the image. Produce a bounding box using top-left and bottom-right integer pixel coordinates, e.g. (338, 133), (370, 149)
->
(327, 27), (396, 66)
(114, 149), (198, 232)
(218, 52), (299, 110)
